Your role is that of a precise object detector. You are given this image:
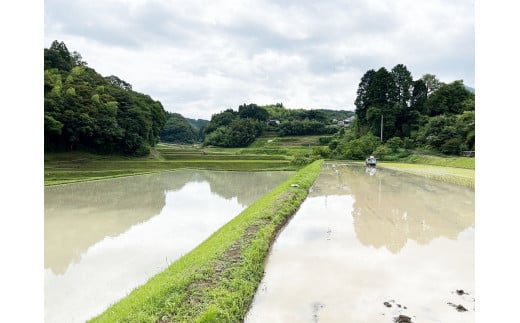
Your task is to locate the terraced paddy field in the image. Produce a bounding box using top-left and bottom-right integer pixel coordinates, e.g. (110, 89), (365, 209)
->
(44, 137), (474, 187)
(44, 145), (297, 186)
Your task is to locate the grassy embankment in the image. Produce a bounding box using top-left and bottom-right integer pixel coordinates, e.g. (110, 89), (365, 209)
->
(374, 154), (475, 187)
(89, 160), (323, 323)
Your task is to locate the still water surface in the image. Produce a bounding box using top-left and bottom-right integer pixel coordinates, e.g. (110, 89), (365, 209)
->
(44, 170), (293, 323)
(246, 163), (474, 323)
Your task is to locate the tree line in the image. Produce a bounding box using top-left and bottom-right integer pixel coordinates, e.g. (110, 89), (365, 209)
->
(200, 103), (351, 147)
(44, 42), (473, 158)
(324, 64), (475, 159)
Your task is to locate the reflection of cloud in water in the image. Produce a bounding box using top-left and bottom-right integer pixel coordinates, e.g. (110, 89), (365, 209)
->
(44, 170), (293, 274)
(310, 163), (474, 253)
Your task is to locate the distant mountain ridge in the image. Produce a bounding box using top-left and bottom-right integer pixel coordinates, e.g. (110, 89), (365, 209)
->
(186, 118), (210, 130)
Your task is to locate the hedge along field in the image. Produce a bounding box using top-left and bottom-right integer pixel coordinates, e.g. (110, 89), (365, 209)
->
(89, 160), (324, 323)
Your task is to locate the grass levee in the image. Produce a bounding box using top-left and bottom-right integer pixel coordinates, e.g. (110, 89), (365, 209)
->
(89, 160), (323, 322)
(378, 162), (474, 187)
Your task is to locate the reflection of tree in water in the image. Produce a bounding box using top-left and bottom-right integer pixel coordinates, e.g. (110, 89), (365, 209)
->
(203, 171), (294, 206)
(312, 163), (474, 253)
(45, 170), (293, 274)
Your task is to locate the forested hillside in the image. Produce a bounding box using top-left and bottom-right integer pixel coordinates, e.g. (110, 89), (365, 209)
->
(159, 112), (199, 144)
(202, 103), (352, 147)
(44, 41), (166, 156)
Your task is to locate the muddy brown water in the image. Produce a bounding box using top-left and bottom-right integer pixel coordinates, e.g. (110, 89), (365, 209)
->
(44, 170), (293, 323)
(245, 163), (475, 323)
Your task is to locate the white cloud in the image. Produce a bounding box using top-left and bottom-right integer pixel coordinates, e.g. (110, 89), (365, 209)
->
(44, 0), (474, 120)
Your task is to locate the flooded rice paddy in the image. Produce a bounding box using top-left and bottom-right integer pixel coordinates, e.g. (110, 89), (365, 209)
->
(245, 163), (475, 323)
(44, 170), (293, 323)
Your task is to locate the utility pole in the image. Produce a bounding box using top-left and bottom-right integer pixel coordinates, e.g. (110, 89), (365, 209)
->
(380, 114), (383, 142)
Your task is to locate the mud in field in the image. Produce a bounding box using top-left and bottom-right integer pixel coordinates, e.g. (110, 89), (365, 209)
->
(245, 163), (474, 323)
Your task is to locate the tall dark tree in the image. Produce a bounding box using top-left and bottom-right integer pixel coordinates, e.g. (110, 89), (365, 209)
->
(356, 67), (396, 139)
(355, 65), (424, 140)
(410, 79), (428, 114)
(44, 40), (74, 71)
(370, 67), (394, 108)
(354, 69), (376, 123)
(391, 64), (413, 105)
(389, 64), (414, 138)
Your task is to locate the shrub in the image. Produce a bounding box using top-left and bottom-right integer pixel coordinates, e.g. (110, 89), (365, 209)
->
(291, 154), (319, 166)
(318, 136), (332, 145)
(373, 145), (388, 159)
(328, 139), (339, 151)
(440, 137), (464, 155)
(386, 137), (403, 152)
(312, 146), (330, 159)
(403, 137), (415, 149)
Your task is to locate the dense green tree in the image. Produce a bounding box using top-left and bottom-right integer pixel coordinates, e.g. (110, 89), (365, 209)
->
(355, 66), (415, 140)
(410, 79), (428, 114)
(204, 109), (239, 134)
(421, 74), (444, 94)
(354, 69), (376, 124)
(44, 40), (74, 72)
(298, 110), (328, 123)
(416, 110), (474, 154)
(391, 64), (413, 105)
(160, 112), (198, 144)
(385, 137), (403, 152)
(423, 80), (474, 116)
(203, 103), (340, 147)
(238, 103), (269, 121)
(104, 75), (133, 91)
(279, 119), (335, 136)
(262, 103), (292, 121)
(228, 118), (259, 147)
(338, 133), (380, 160)
(71, 51), (88, 66)
(203, 118), (260, 147)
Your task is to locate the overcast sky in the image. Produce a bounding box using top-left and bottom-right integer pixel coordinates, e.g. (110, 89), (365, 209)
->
(44, 0), (474, 120)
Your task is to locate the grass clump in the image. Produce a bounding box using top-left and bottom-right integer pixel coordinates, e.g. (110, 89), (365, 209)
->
(89, 160), (323, 323)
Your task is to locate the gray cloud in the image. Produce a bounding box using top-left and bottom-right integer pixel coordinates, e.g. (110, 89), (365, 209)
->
(44, 0), (474, 120)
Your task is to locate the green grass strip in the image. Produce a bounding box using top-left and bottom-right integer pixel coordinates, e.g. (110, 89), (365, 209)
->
(403, 154), (475, 169)
(89, 160), (324, 323)
(377, 162), (475, 187)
